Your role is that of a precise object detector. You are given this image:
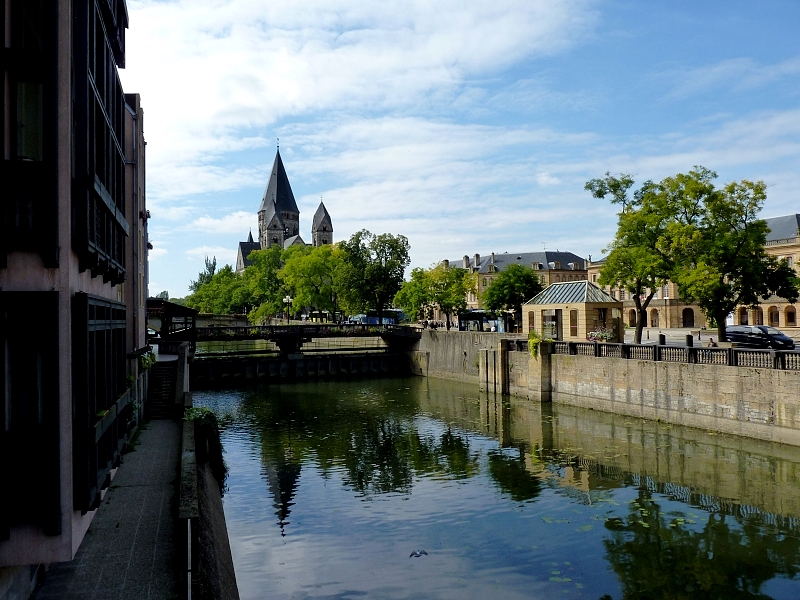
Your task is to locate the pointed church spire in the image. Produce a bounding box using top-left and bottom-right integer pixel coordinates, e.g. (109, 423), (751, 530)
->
(259, 149), (299, 214)
(247, 230), (254, 243)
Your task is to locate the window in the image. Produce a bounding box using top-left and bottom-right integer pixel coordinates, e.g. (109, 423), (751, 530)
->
(663, 284), (669, 299)
(0, 291), (61, 538)
(569, 310), (578, 337)
(592, 274), (597, 282)
(72, 293), (128, 513)
(787, 307), (797, 326)
(619, 289), (625, 300)
(527, 311), (535, 331)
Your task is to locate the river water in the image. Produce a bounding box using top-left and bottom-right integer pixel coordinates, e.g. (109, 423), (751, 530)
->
(194, 377), (800, 599)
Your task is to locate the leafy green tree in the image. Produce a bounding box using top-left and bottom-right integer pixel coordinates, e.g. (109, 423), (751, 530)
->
(663, 174), (800, 341)
(339, 230), (411, 322)
(280, 244), (347, 318)
(428, 264), (474, 329)
(185, 265), (247, 314)
(481, 264), (543, 330)
(586, 173), (674, 344)
(394, 264), (475, 328)
(242, 245), (284, 323)
(189, 255), (217, 292)
(393, 267), (433, 321)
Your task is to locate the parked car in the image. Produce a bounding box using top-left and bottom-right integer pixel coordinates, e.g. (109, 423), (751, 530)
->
(725, 325), (796, 350)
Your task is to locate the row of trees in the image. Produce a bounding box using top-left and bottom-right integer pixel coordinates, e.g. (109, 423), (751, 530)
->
(185, 230), (410, 323)
(588, 166), (799, 342)
(393, 262), (543, 329)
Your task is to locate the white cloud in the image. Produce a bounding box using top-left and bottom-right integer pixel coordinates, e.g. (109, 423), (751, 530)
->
(189, 211), (258, 234)
(120, 0), (597, 202)
(185, 245), (237, 267)
(658, 54), (800, 100)
(148, 246), (168, 259)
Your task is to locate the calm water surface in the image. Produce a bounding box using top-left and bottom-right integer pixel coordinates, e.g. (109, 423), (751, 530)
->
(194, 378), (800, 600)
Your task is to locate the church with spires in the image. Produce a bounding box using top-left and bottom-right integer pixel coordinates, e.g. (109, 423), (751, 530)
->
(236, 149), (334, 273)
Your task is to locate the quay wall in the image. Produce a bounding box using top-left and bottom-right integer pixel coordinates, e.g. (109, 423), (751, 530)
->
(411, 330), (523, 384)
(191, 352), (409, 388)
(410, 332), (800, 447)
(546, 353), (800, 446)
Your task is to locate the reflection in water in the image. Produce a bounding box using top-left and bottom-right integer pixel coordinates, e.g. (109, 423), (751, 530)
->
(604, 488), (800, 599)
(196, 378), (800, 600)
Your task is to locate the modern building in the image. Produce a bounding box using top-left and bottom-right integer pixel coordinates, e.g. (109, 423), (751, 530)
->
(1, 1), (149, 596)
(587, 214), (799, 331)
(236, 150), (334, 273)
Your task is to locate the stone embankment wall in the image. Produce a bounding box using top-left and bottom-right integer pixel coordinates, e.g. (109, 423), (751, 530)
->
(411, 332), (800, 447)
(544, 352), (800, 446)
(410, 331), (523, 384)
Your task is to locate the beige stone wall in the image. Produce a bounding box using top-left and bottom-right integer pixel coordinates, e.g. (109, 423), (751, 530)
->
(547, 354), (800, 446)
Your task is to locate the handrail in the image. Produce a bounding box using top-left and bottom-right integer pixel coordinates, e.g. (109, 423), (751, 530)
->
(547, 341), (800, 370)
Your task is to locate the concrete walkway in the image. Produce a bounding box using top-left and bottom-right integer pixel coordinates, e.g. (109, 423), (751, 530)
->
(33, 420), (181, 600)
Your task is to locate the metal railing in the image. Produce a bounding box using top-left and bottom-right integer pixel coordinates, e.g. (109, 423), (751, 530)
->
(195, 323), (418, 342)
(550, 341), (800, 370)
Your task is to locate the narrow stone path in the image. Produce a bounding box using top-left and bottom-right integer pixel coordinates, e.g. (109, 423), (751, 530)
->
(33, 420), (181, 600)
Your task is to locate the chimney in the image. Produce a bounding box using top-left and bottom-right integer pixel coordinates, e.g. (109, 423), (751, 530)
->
(491, 252), (495, 264)
(463, 255), (469, 269)
(443, 259), (449, 268)
(474, 253), (480, 268)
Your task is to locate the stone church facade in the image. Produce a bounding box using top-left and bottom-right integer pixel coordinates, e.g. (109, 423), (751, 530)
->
(236, 149), (333, 273)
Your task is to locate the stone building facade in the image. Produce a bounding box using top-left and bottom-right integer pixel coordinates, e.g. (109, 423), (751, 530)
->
(0, 1), (149, 594)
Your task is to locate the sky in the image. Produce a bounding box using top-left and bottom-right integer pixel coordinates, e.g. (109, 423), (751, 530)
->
(118, 0), (800, 298)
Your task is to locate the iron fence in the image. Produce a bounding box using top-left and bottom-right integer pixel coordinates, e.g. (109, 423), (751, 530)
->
(550, 340), (800, 371)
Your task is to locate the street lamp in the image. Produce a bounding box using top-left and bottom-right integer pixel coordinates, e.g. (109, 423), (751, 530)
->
(284, 295), (293, 324)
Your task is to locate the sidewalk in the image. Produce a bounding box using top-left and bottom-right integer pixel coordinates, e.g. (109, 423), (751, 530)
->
(32, 420), (181, 600)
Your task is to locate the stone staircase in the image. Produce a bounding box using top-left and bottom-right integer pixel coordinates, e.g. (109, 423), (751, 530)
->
(146, 360), (177, 420)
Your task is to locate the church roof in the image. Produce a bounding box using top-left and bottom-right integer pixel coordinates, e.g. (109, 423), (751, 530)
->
(764, 214), (800, 242)
(525, 281), (619, 305)
(283, 234), (305, 249)
(237, 238), (261, 269)
(259, 150), (299, 215)
(261, 198), (285, 228)
(312, 201), (332, 230)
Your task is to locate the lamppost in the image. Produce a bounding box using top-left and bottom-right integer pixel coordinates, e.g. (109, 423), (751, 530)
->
(283, 295), (293, 324)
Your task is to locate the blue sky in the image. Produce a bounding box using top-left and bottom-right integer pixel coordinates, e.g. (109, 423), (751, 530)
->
(119, 0), (800, 298)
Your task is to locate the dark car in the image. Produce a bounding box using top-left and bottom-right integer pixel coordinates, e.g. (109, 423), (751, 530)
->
(725, 325), (796, 350)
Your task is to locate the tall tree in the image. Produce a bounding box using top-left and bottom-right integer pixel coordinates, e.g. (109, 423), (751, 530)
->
(281, 244), (346, 319)
(393, 267), (433, 321)
(664, 174), (800, 341)
(189, 255), (217, 292)
(339, 230), (410, 323)
(427, 264), (474, 330)
(481, 264), (543, 330)
(586, 172), (674, 344)
(394, 264), (476, 329)
(243, 244), (284, 323)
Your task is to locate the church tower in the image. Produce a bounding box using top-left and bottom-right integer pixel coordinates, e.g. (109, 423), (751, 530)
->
(311, 201), (333, 246)
(258, 149), (300, 246)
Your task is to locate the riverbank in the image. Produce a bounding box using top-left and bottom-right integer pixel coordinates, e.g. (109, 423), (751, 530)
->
(411, 330), (800, 447)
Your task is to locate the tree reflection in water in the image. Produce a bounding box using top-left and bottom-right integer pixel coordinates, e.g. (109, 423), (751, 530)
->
(241, 386), (479, 532)
(604, 487), (800, 599)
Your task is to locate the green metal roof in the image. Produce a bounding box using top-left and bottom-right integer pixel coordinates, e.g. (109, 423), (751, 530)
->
(525, 281), (618, 305)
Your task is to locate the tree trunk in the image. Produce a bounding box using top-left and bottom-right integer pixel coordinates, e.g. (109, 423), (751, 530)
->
(633, 296), (644, 344)
(445, 312), (451, 330)
(717, 312), (727, 342)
